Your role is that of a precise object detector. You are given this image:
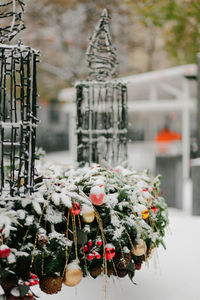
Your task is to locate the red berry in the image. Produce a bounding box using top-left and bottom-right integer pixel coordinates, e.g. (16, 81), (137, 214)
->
(142, 188), (148, 192)
(87, 253), (95, 261)
(83, 245), (89, 252)
(96, 253), (101, 259)
(151, 206), (158, 213)
(30, 273), (37, 279)
(135, 263), (142, 270)
(88, 240), (93, 247)
(0, 244), (11, 258)
(97, 240), (102, 247)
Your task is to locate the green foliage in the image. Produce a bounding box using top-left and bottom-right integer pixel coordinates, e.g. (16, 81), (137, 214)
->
(127, 0), (200, 64)
(77, 228), (88, 245)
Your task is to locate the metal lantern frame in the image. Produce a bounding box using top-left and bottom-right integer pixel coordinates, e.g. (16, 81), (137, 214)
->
(76, 9), (128, 166)
(0, 1), (39, 197)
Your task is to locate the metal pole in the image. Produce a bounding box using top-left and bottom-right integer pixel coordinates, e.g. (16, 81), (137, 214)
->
(197, 53), (200, 156)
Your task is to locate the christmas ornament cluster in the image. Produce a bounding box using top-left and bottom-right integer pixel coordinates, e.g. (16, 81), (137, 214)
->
(0, 163), (168, 297)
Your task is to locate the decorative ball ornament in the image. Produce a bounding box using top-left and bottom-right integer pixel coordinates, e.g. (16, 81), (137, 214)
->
(132, 240), (147, 256)
(82, 210), (95, 223)
(96, 253), (101, 259)
(142, 209), (149, 220)
(83, 245), (89, 253)
(39, 276), (62, 294)
(0, 244), (11, 258)
(96, 239), (102, 247)
(88, 240), (93, 247)
(63, 262), (83, 287)
(71, 202), (81, 215)
(90, 185), (105, 206)
(87, 253), (95, 261)
(105, 244), (116, 260)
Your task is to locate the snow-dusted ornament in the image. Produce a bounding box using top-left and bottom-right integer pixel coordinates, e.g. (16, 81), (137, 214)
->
(132, 240), (147, 256)
(63, 261), (83, 287)
(0, 244), (11, 258)
(0, 0), (40, 197)
(105, 243), (115, 260)
(90, 185), (105, 206)
(76, 9), (128, 167)
(81, 205), (95, 223)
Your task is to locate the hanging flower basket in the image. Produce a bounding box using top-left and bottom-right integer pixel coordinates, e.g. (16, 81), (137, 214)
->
(0, 163), (168, 297)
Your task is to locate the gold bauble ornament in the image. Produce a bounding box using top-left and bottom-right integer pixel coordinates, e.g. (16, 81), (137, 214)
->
(142, 209), (149, 220)
(82, 211), (95, 223)
(132, 240), (147, 256)
(63, 263), (83, 287)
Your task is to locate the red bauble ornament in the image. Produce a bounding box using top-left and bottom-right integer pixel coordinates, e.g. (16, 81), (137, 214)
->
(83, 245), (89, 253)
(151, 206), (158, 213)
(71, 202), (81, 215)
(105, 244), (115, 260)
(88, 240), (93, 247)
(96, 253), (101, 259)
(30, 273), (37, 279)
(0, 244), (11, 258)
(34, 279), (39, 285)
(97, 239), (102, 247)
(135, 263), (142, 270)
(90, 186), (105, 206)
(87, 253), (95, 261)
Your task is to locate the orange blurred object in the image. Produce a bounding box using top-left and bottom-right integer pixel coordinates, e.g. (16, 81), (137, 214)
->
(156, 127), (181, 143)
(155, 127), (181, 154)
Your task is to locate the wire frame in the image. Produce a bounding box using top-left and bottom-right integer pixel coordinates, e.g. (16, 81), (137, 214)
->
(0, 0), (25, 43)
(86, 9), (118, 81)
(76, 80), (128, 166)
(0, 43), (39, 196)
(76, 9), (128, 167)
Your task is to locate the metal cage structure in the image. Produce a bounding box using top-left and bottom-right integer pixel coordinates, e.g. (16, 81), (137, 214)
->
(76, 9), (128, 166)
(0, 1), (40, 197)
